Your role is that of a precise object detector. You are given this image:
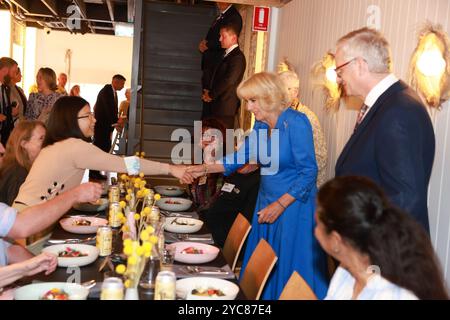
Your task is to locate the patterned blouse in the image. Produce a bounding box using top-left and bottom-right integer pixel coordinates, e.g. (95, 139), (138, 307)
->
(25, 92), (65, 123)
(291, 99), (328, 187)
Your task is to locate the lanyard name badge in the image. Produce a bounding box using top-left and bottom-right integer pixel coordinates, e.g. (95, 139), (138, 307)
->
(221, 183), (235, 193)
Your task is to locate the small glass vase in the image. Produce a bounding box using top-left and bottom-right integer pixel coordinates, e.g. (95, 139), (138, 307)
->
(124, 287), (139, 300)
(139, 250), (160, 291)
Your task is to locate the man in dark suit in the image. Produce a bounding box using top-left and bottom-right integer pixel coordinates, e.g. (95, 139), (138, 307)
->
(0, 57), (18, 146)
(334, 28), (435, 233)
(90, 74), (125, 180)
(199, 2), (242, 119)
(202, 24), (246, 129)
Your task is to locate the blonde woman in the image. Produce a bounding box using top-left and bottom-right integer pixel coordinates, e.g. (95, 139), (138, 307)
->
(185, 72), (328, 299)
(25, 68), (65, 123)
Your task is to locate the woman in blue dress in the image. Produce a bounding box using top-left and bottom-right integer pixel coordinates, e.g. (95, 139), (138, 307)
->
(186, 72), (328, 299)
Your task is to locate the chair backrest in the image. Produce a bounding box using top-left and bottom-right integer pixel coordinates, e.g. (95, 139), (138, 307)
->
(278, 271), (318, 300)
(222, 213), (252, 271)
(239, 239), (278, 300)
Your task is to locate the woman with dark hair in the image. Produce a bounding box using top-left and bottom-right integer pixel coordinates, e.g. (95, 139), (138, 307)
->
(315, 176), (448, 300)
(25, 67), (64, 123)
(13, 96), (187, 210)
(0, 121), (46, 205)
(189, 117), (227, 211)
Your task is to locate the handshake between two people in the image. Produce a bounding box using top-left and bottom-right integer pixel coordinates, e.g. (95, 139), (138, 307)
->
(169, 164), (218, 185)
(168, 163), (260, 185)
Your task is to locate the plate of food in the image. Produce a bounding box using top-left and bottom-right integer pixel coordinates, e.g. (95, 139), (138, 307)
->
(164, 217), (203, 234)
(59, 216), (108, 234)
(154, 185), (185, 197)
(168, 242), (219, 264)
(14, 282), (89, 300)
(156, 197), (192, 212)
(73, 198), (108, 212)
(42, 244), (99, 267)
(176, 277), (239, 300)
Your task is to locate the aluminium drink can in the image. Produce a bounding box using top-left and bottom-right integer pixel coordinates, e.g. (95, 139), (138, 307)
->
(109, 186), (120, 203)
(96, 226), (112, 256)
(108, 201), (122, 228)
(154, 270), (176, 300)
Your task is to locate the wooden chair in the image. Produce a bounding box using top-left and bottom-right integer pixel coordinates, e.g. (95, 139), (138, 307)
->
(239, 239), (278, 300)
(222, 213), (252, 272)
(278, 271), (318, 300)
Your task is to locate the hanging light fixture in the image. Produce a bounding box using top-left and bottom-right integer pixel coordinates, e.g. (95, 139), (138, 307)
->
(410, 23), (450, 108)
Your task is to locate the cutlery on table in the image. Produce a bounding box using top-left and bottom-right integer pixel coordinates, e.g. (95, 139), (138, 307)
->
(81, 279), (97, 289)
(47, 236), (96, 245)
(185, 266), (228, 274)
(160, 210), (192, 218)
(176, 234), (212, 241)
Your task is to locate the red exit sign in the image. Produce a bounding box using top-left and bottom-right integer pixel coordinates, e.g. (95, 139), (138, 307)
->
(253, 6), (270, 32)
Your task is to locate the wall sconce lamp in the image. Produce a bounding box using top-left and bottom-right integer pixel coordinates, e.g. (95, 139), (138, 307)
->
(311, 52), (342, 110)
(410, 23), (450, 108)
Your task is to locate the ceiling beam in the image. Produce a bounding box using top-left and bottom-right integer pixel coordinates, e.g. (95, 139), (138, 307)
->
(203, 0), (292, 8)
(72, 0), (96, 33)
(8, 0), (29, 12)
(105, 0), (115, 22)
(39, 0), (58, 16)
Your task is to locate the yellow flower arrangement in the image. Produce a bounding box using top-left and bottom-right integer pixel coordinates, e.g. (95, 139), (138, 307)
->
(115, 228), (159, 288)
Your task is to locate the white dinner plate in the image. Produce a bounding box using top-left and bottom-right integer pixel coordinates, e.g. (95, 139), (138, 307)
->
(176, 277), (239, 300)
(42, 244), (99, 267)
(154, 185), (185, 197)
(59, 217), (108, 234)
(164, 217), (203, 234)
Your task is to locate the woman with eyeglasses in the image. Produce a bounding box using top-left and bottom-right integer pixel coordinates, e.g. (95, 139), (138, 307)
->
(13, 96), (188, 211)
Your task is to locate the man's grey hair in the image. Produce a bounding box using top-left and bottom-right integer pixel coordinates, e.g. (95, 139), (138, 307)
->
(337, 27), (392, 73)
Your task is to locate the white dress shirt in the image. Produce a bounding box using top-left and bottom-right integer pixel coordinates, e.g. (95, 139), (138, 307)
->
(224, 44), (239, 58)
(325, 266), (418, 300)
(361, 74), (399, 122)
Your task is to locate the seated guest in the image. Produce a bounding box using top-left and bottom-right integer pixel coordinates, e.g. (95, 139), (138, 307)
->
(1, 182), (102, 266)
(315, 176), (448, 300)
(0, 121), (46, 205)
(69, 85), (81, 97)
(189, 118), (227, 212)
(14, 96), (188, 211)
(25, 67), (64, 123)
(0, 252), (57, 290)
(204, 163), (260, 247)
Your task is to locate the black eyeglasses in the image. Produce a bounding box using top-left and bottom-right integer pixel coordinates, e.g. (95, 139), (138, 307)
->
(77, 112), (94, 119)
(334, 57), (357, 77)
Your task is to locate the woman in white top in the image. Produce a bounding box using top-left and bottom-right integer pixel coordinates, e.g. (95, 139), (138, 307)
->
(314, 176), (448, 300)
(14, 96), (188, 208)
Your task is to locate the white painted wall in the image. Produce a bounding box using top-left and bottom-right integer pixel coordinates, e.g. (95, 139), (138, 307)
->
(34, 29), (133, 106)
(273, 0), (450, 287)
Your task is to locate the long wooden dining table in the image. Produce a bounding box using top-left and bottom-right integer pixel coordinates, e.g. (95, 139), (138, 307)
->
(25, 206), (247, 300)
